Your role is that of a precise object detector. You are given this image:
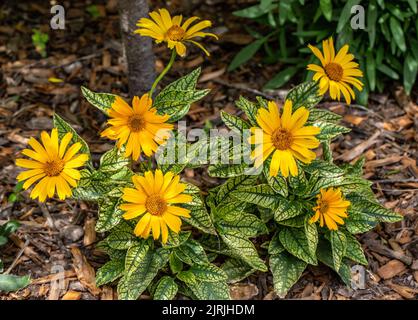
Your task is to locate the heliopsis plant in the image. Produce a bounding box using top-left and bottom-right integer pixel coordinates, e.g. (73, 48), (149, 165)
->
(135, 8), (218, 57)
(16, 128), (88, 201)
(249, 99), (320, 177)
(307, 37), (364, 104)
(14, 7), (402, 301)
(100, 94), (173, 160)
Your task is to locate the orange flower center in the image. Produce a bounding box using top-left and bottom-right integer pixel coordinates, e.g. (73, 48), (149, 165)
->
(319, 200), (329, 214)
(324, 62), (343, 81)
(128, 115), (145, 132)
(145, 194), (167, 216)
(272, 129), (293, 150)
(167, 25), (185, 41)
(44, 159), (64, 177)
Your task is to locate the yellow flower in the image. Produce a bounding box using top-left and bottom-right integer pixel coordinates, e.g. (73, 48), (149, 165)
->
(15, 128), (88, 202)
(101, 94), (173, 161)
(135, 8), (218, 57)
(309, 187), (351, 231)
(307, 37), (364, 104)
(249, 100), (320, 178)
(120, 170), (192, 244)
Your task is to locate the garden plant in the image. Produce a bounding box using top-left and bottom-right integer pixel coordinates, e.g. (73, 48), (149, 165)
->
(14, 8), (402, 300)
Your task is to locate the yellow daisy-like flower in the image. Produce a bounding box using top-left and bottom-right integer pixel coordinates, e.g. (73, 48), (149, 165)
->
(249, 100), (320, 178)
(15, 128), (88, 202)
(101, 94), (173, 161)
(120, 170), (192, 244)
(135, 8), (218, 57)
(307, 37), (364, 104)
(309, 187), (351, 231)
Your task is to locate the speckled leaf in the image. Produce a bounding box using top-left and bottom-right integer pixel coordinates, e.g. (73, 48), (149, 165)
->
(186, 280), (230, 300)
(154, 276), (178, 300)
(330, 230), (347, 271)
(315, 121), (351, 141)
(189, 264), (228, 282)
(219, 230), (267, 271)
(347, 193), (403, 223)
(221, 111), (251, 133)
(286, 81), (322, 110)
(182, 191), (216, 235)
(174, 239), (209, 266)
(96, 197), (124, 232)
(208, 163), (250, 178)
(344, 232), (368, 265)
(268, 231), (285, 256)
(304, 217), (318, 258)
(107, 222), (136, 250)
(274, 198), (305, 222)
(279, 227), (317, 265)
(232, 184), (277, 209)
(216, 212), (267, 238)
(125, 241), (150, 275)
(99, 147), (129, 172)
(117, 248), (169, 300)
(221, 258), (255, 283)
(216, 175), (258, 205)
(154, 68), (210, 122)
(308, 108), (342, 123)
(96, 259), (124, 286)
(81, 86), (116, 114)
(270, 252), (307, 297)
(235, 96), (258, 126)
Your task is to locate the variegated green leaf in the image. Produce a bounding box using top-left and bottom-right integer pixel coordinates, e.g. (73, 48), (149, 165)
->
(268, 231), (285, 256)
(125, 241), (150, 275)
(96, 259), (124, 286)
(235, 96), (258, 126)
(308, 108), (342, 123)
(186, 280), (230, 300)
(99, 147), (130, 172)
(330, 230), (347, 271)
(316, 240), (352, 286)
(216, 175), (258, 205)
(304, 217), (318, 258)
(232, 184), (277, 209)
(279, 227), (317, 265)
(117, 248), (169, 300)
(219, 231), (267, 271)
(347, 193), (403, 223)
(315, 121), (351, 141)
(221, 111), (251, 133)
(96, 197), (124, 232)
(208, 163), (250, 178)
(107, 222), (136, 250)
(174, 239), (209, 266)
(263, 158), (288, 197)
(81, 86), (116, 114)
(344, 232), (368, 265)
(274, 198), (305, 222)
(221, 258), (255, 283)
(182, 191), (216, 235)
(154, 68), (210, 122)
(154, 276), (178, 300)
(216, 212), (267, 238)
(270, 252), (307, 297)
(189, 264), (228, 282)
(286, 81), (322, 109)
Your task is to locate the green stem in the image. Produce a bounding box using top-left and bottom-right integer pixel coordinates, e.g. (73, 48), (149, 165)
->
(149, 50), (177, 98)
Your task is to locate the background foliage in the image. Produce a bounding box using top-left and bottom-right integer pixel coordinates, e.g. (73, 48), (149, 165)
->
(229, 0), (418, 104)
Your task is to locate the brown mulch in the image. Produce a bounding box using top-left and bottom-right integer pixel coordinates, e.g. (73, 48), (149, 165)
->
(0, 0), (417, 300)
